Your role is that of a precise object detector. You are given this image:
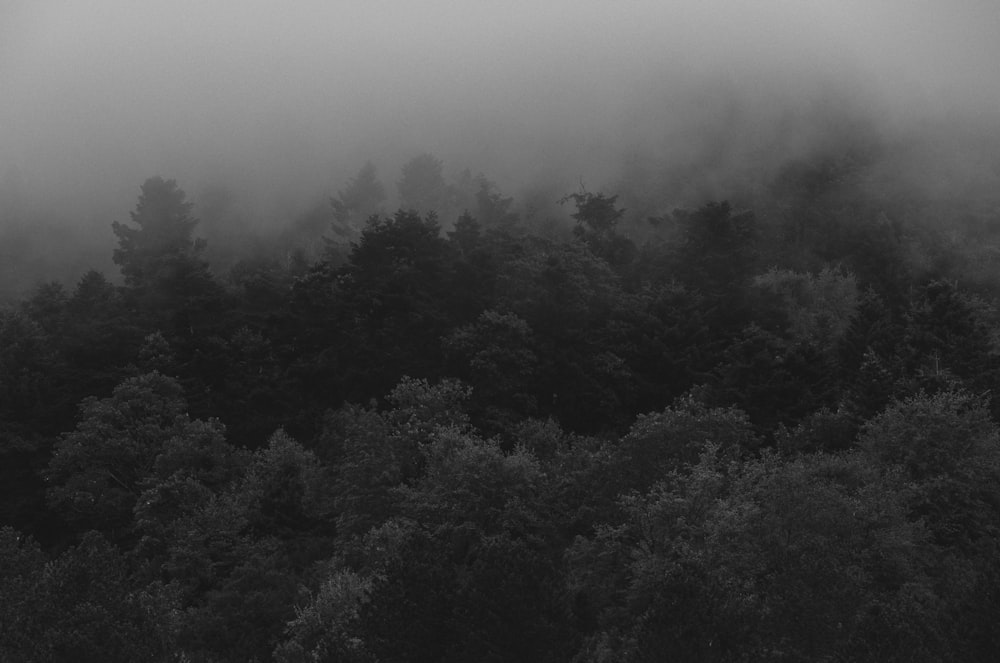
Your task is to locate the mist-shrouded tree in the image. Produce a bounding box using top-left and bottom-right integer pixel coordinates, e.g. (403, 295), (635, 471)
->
(751, 266), (860, 352)
(0, 309), (58, 429)
(335, 209), (462, 397)
(674, 200), (758, 296)
(452, 170), (519, 229)
(112, 177), (217, 318)
(398, 153), (452, 216)
(561, 190), (635, 267)
(330, 161), (386, 239)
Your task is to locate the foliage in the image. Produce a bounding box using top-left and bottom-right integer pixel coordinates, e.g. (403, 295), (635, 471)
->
(112, 177), (220, 329)
(0, 528), (177, 662)
(614, 395), (756, 492)
(397, 153), (452, 216)
(330, 161), (386, 240)
(561, 190), (635, 267)
(46, 372), (192, 534)
(673, 201), (758, 296)
(752, 265), (860, 350)
(569, 447), (945, 661)
(11, 158), (1000, 661)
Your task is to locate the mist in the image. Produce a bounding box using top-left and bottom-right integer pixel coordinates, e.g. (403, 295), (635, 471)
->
(3, 0), (1000, 298)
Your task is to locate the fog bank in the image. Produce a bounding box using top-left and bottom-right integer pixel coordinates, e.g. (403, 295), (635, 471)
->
(2, 1), (999, 297)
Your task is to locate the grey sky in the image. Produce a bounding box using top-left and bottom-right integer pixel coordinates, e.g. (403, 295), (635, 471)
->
(2, 0), (999, 224)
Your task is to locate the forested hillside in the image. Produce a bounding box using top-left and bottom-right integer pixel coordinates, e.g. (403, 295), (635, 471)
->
(4, 148), (1000, 661)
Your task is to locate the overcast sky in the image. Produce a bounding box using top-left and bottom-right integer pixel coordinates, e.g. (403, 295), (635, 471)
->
(2, 0), (999, 224)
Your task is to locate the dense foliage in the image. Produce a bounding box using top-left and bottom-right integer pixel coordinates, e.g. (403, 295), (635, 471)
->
(4, 158), (1000, 661)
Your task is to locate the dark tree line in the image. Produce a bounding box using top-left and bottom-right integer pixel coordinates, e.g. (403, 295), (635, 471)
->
(4, 151), (1000, 661)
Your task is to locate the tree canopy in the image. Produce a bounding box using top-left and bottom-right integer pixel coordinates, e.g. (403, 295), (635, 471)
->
(7, 156), (1000, 661)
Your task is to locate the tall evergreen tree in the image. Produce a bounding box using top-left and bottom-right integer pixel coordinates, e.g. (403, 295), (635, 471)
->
(112, 177), (218, 326)
(330, 161), (386, 238)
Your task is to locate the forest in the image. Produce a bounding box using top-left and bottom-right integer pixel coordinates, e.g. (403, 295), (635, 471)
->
(4, 136), (1000, 662)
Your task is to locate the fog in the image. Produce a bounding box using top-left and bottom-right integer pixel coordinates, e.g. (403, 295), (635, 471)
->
(3, 0), (1000, 296)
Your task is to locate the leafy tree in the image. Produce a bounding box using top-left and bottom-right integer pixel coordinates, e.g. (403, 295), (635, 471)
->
(859, 390), (1000, 546)
(184, 326), (287, 446)
(45, 372), (225, 537)
(858, 391), (1000, 656)
(148, 430), (330, 662)
(701, 319), (839, 433)
(334, 430), (571, 662)
(569, 447), (941, 662)
(597, 282), (711, 415)
(494, 235), (631, 430)
(239, 429), (333, 538)
(444, 308), (539, 428)
(0, 527), (49, 660)
(321, 377), (471, 539)
(900, 280), (1000, 398)
(752, 266), (860, 351)
(274, 565), (378, 663)
(0, 528), (177, 662)
(614, 395), (755, 493)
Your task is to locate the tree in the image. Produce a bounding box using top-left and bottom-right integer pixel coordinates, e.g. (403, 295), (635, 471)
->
(674, 201), (758, 296)
(112, 177), (217, 319)
(447, 172), (520, 230)
(494, 236), (632, 431)
(274, 565), (378, 663)
(321, 377), (471, 539)
(568, 447), (941, 662)
(444, 309), (540, 428)
(858, 391), (1000, 656)
(614, 395), (755, 492)
(330, 162), (386, 239)
(142, 430), (330, 662)
(0, 309), (59, 430)
(474, 178), (518, 228)
(332, 429), (570, 662)
(21, 281), (68, 336)
(858, 390), (1000, 545)
(561, 190), (635, 267)
(398, 153), (452, 216)
(331, 210), (462, 398)
(0, 529), (178, 662)
(900, 280), (1000, 398)
(45, 372), (229, 537)
(752, 266), (860, 352)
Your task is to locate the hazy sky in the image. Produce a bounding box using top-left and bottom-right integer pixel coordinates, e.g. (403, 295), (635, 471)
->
(2, 0), (999, 225)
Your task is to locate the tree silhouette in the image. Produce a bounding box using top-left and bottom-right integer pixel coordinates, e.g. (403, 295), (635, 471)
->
(330, 162), (386, 238)
(398, 154), (452, 216)
(112, 177), (216, 320)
